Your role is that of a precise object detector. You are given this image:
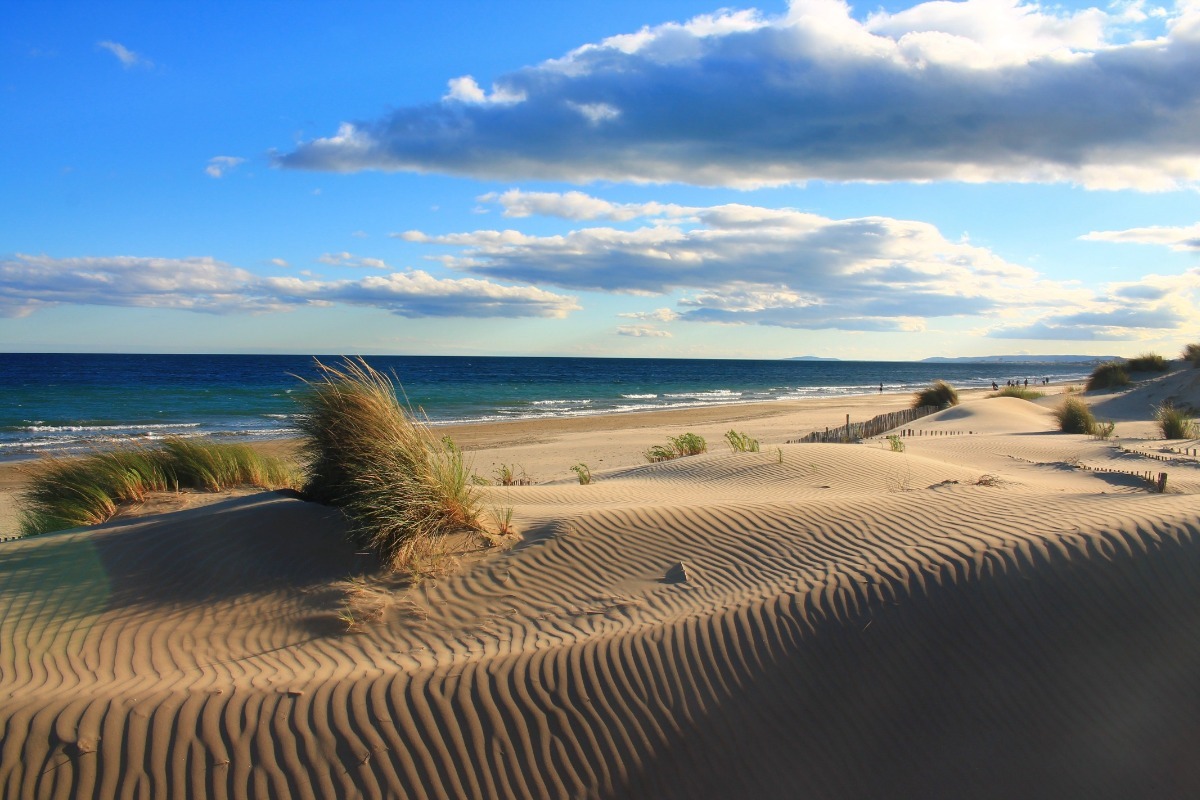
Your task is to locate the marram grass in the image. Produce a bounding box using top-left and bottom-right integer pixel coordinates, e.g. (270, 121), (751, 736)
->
(18, 439), (299, 536)
(913, 380), (959, 410)
(295, 357), (484, 572)
(1054, 397), (1097, 435)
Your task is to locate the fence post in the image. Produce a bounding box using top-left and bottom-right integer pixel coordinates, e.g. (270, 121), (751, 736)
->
(1157, 473), (1168, 493)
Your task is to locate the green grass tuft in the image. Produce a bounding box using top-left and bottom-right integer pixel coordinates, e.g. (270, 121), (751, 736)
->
(1054, 397), (1096, 435)
(644, 432), (708, 463)
(1126, 352), (1169, 373)
(1183, 343), (1200, 368)
(913, 380), (959, 409)
(724, 430), (760, 453)
(990, 386), (1045, 400)
(18, 440), (297, 536)
(295, 357), (483, 571)
(570, 463), (592, 485)
(1085, 361), (1130, 391)
(1155, 402), (1197, 440)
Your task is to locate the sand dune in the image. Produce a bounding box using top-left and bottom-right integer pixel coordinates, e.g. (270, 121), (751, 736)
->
(3, 381), (1200, 798)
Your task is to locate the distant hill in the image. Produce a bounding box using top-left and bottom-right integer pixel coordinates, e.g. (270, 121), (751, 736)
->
(921, 355), (1117, 364)
(786, 355), (841, 361)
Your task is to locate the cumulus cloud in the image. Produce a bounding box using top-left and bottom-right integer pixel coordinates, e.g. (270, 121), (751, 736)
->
(276, 0), (1200, 190)
(205, 156), (246, 178)
(617, 325), (672, 337)
(479, 189), (695, 221)
(618, 307), (681, 322)
(401, 190), (1200, 339)
(0, 254), (578, 320)
(1081, 222), (1200, 250)
(97, 40), (151, 69)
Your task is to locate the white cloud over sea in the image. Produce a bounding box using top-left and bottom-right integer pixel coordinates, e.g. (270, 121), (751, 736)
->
(0, 254), (579, 320)
(275, 0), (1200, 191)
(400, 190), (1200, 341)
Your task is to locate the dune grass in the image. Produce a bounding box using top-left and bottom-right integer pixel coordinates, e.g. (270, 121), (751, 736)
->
(913, 380), (959, 410)
(990, 386), (1045, 400)
(18, 439), (298, 536)
(644, 432), (708, 463)
(1054, 397), (1097, 435)
(1086, 361), (1130, 391)
(295, 357), (483, 572)
(1155, 402), (1197, 440)
(1184, 343), (1200, 368)
(570, 463), (592, 485)
(1126, 352), (1170, 373)
(725, 429), (760, 453)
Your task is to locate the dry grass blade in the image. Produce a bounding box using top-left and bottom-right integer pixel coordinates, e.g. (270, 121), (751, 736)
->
(295, 357), (484, 571)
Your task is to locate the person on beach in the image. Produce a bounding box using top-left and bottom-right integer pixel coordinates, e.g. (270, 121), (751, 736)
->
(879, 383), (883, 393)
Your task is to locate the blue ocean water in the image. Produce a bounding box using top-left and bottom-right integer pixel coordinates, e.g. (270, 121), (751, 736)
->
(0, 353), (1095, 459)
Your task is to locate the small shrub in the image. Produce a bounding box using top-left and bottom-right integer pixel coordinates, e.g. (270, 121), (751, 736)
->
(1054, 397), (1096, 434)
(295, 357), (482, 571)
(490, 506), (517, 536)
(570, 463), (592, 485)
(644, 432), (708, 462)
(17, 440), (297, 536)
(1155, 402), (1197, 439)
(493, 464), (532, 486)
(1183, 342), (1200, 368)
(1092, 420), (1117, 440)
(725, 430), (760, 453)
(1086, 362), (1130, 391)
(886, 434), (905, 453)
(1126, 352), (1169, 373)
(913, 380), (959, 409)
(991, 386), (1045, 400)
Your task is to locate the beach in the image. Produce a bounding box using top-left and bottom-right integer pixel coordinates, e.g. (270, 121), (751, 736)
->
(3, 372), (1200, 797)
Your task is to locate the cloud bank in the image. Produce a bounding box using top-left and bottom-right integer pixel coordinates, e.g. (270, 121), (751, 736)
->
(403, 190), (1199, 340)
(276, 0), (1200, 190)
(0, 254), (578, 320)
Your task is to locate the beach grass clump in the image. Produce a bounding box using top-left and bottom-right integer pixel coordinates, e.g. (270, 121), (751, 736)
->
(493, 464), (533, 486)
(991, 386), (1045, 400)
(725, 429), (760, 453)
(1126, 352), (1170, 373)
(1183, 343), (1200, 368)
(1086, 361), (1130, 391)
(17, 440), (297, 536)
(570, 463), (592, 485)
(913, 380), (959, 410)
(295, 357), (482, 571)
(644, 432), (708, 463)
(1054, 397), (1097, 435)
(886, 434), (905, 452)
(1092, 420), (1116, 440)
(1155, 402), (1197, 440)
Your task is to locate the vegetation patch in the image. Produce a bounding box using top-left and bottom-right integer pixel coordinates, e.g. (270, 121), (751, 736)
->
(1126, 352), (1170, 373)
(295, 357), (485, 572)
(1085, 361), (1130, 391)
(1155, 402), (1197, 440)
(913, 380), (959, 410)
(725, 430), (760, 453)
(990, 386), (1045, 400)
(644, 432), (708, 463)
(570, 463), (592, 485)
(1184, 342), (1200, 368)
(18, 439), (298, 536)
(1054, 397), (1097, 435)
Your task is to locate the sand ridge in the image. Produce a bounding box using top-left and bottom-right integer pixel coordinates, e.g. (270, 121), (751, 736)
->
(3, 377), (1200, 797)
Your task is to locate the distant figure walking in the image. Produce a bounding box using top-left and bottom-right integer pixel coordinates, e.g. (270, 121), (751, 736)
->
(992, 381), (998, 390)
(879, 382), (883, 393)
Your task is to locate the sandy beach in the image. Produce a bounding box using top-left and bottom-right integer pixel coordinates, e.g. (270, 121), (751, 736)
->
(3, 372), (1200, 797)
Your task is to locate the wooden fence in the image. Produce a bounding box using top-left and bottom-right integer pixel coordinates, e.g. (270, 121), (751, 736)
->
(790, 405), (940, 444)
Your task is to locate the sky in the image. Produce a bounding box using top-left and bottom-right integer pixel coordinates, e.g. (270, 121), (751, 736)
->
(2, 0), (1199, 361)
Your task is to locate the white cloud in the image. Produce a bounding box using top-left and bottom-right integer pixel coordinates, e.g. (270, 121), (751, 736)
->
(1081, 221), (1200, 250)
(479, 189), (695, 221)
(270, 258), (289, 268)
(0, 254), (579, 320)
(617, 325), (672, 337)
(205, 156), (246, 178)
(97, 40), (151, 69)
(618, 307), (681, 322)
(401, 191), (1200, 339)
(276, 0), (1200, 190)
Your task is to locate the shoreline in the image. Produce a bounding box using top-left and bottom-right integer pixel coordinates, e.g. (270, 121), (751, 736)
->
(0, 386), (1004, 536)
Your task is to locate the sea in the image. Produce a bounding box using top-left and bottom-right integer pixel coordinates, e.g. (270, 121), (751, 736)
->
(0, 353), (1097, 460)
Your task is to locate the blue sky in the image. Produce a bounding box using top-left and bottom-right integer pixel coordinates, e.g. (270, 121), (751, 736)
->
(3, 0), (1198, 360)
